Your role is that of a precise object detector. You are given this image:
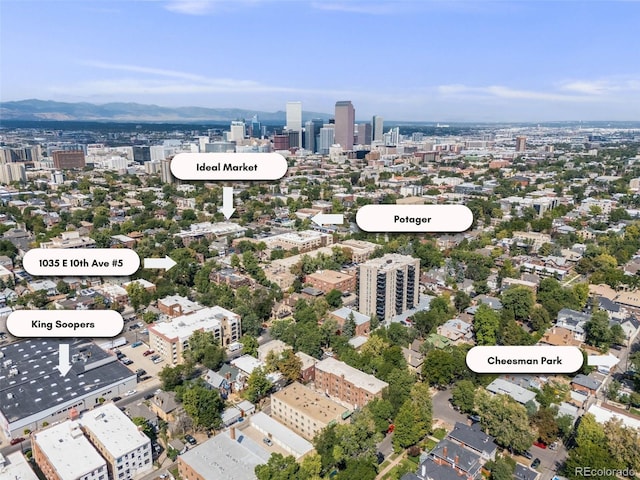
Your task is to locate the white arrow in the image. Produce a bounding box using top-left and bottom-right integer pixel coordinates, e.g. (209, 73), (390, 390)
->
(220, 186), (235, 220)
(56, 344), (72, 377)
(143, 256), (177, 271)
(311, 213), (344, 226)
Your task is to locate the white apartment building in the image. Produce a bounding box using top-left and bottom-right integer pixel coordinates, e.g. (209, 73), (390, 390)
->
(149, 306), (241, 365)
(81, 403), (153, 480)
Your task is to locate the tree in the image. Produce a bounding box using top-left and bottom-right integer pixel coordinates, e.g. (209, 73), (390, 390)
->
(423, 349), (457, 386)
(244, 367), (272, 403)
(474, 390), (535, 453)
(158, 364), (193, 391)
(501, 287), (534, 321)
(255, 453), (299, 480)
(240, 335), (259, 357)
(473, 304), (501, 346)
(451, 380), (477, 413)
(454, 290), (471, 312)
(392, 383), (432, 451)
(585, 310), (612, 350)
(530, 305), (551, 332)
(326, 289), (343, 308)
(126, 281), (151, 312)
(563, 414), (623, 479)
(181, 383), (224, 430)
(336, 459), (377, 480)
(342, 312), (356, 338)
(488, 455), (516, 480)
(184, 330), (226, 370)
(277, 349), (303, 384)
(531, 407), (559, 444)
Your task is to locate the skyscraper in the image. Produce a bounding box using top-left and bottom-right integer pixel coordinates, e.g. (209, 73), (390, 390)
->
(515, 136), (527, 152)
(250, 115), (262, 138)
(358, 254), (419, 322)
(356, 123), (372, 145)
(318, 125), (335, 155)
(229, 121), (246, 143)
(52, 150), (85, 169)
(286, 102), (303, 147)
(305, 119), (323, 153)
(372, 115), (384, 142)
(334, 101), (355, 150)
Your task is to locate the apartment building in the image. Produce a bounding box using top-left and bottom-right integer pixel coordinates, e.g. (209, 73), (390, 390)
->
(149, 306), (241, 365)
(40, 230), (96, 249)
(314, 357), (388, 408)
(271, 382), (349, 440)
(304, 269), (356, 293)
(80, 403), (153, 480)
(358, 253), (419, 322)
(33, 421), (108, 480)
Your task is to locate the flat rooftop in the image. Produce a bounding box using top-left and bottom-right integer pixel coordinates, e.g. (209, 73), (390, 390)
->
(179, 430), (269, 480)
(0, 452), (39, 480)
(150, 306), (239, 342)
(315, 357), (388, 395)
(0, 339), (135, 424)
(33, 421), (106, 479)
(80, 402), (150, 456)
(272, 382), (348, 424)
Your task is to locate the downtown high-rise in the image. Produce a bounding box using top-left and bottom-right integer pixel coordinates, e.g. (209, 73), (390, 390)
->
(334, 101), (355, 150)
(372, 115), (384, 142)
(286, 101), (303, 148)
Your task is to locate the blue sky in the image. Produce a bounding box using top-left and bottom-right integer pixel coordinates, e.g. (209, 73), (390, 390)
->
(1, 0), (639, 121)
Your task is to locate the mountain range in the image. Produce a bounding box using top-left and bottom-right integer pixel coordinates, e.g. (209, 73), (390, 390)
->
(0, 99), (332, 123)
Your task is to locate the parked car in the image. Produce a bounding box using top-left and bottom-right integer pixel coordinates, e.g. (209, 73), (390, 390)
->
(522, 451), (533, 460)
(150, 354), (161, 361)
(143, 350), (155, 357)
(153, 357), (164, 364)
(111, 396), (122, 402)
(263, 437), (273, 446)
(124, 390), (137, 396)
(10, 437), (25, 445)
(136, 369), (147, 376)
(144, 393), (154, 400)
(469, 414), (481, 423)
(531, 458), (541, 469)
(185, 434), (197, 445)
(533, 441), (547, 449)
(122, 358), (133, 365)
(131, 340), (143, 347)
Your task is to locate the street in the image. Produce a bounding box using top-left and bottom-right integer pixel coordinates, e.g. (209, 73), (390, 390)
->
(431, 388), (470, 428)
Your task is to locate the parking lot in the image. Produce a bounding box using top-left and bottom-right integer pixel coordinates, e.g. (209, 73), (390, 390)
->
(236, 422), (291, 457)
(119, 341), (166, 380)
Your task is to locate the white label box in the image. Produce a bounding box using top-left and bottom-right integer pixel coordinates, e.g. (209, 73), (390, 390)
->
(170, 152), (288, 181)
(7, 310), (124, 338)
(23, 248), (140, 276)
(356, 204), (473, 232)
(466, 346), (584, 373)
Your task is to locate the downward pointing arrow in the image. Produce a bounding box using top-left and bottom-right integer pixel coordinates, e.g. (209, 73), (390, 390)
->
(57, 344), (72, 377)
(220, 186), (235, 220)
(311, 213), (344, 226)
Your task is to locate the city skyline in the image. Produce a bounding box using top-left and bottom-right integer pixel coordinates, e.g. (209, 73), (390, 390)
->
(1, 1), (640, 121)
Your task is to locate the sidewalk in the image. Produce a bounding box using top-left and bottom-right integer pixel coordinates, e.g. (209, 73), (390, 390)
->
(376, 452), (407, 479)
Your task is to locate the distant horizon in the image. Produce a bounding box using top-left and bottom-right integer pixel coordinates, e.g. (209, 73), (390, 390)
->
(3, 99), (640, 126)
(2, 1), (640, 122)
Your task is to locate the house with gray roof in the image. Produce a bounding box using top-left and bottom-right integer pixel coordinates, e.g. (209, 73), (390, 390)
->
(430, 439), (482, 479)
(448, 422), (497, 461)
(486, 378), (538, 407)
(570, 374), (601, 395)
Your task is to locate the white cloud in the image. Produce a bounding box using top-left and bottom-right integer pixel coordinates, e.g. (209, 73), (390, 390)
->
(163, 0), (264, 15)
(437, 83), (599, 102)
(559, 77), (640, 95)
